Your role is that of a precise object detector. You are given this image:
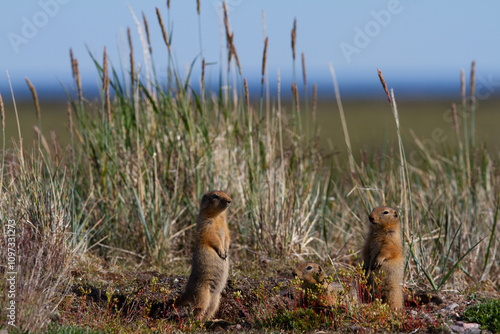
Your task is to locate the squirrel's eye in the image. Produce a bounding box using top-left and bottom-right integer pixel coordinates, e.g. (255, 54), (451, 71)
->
(383, 211), (389, 214)
(306, 266), (313, 271)
(211, 194), (219, 199)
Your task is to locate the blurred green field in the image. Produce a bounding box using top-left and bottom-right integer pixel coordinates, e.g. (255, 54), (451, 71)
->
(311, 99), (500, 156)
(2, 101), (72, 150)
(4, 98), (499, 156)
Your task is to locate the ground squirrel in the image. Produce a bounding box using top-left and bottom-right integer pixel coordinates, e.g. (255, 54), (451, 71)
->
(292, 262), (343, 306)
(175, 190), (232, 320)
(362, 206), (404, 309)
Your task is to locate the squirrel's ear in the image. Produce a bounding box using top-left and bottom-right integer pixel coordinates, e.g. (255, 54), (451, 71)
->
(318, 266), (323, 273)
(394, 212), (398, 218)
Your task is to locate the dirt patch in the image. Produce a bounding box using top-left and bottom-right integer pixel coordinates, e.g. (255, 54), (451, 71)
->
(60, 264), (498, 333)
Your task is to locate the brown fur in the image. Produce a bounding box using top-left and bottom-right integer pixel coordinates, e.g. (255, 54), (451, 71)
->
(293, 262), (326, 285)
(362, 206), (404, 309)
(292, 262), (343, 306)
(175, 190), (232, 320)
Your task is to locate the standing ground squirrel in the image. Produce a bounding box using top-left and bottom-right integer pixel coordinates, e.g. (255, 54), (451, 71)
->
(362, 206), (404, 309)
(292, 262), (343, 306)
(175, 190), (232, 320)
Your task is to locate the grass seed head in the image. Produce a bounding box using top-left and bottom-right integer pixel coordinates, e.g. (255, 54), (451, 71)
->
(0, 93), (4, 131)
(142, 11), (152, 54)
(470, 60), (476, 101)
(301, 52), (307, 87)
(261, 36), (268, 86)
(25, 78), (41, 123)
(291, 18), (297, 60)
(127, 27), (135, 88)
(377, 68), (391, 103)
(461, 68), (466, 105)
(156, 7), (171, 54)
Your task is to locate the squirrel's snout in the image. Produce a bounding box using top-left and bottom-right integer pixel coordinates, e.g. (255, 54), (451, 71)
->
(369, 216), (375, 223)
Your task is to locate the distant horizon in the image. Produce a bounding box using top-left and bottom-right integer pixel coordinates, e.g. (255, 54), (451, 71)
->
(1, 68), (497, 102)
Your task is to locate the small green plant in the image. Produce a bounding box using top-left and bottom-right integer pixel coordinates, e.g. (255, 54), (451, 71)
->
(105, 287), (113, 305)
(462, 299), (500, 333)
(255, 265), (428, 333)
(150, 276), (158, 295)
(257, 307), (331, 331)
(43, 324), (104, 334)
(143, 299), (152, 318)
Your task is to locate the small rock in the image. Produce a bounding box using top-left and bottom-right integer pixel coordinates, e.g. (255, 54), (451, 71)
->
(449, 325), (464, 332)
(451, 321), (482, 334)
(464, 329), (481, 334)
(462, 323), (480, 329)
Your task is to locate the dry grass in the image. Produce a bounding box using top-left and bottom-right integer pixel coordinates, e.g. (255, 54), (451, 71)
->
(0, 5), (498, 333)
(0, 143), (88, 331)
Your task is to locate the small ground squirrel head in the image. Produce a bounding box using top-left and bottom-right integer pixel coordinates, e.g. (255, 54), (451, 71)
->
(292, 262), (326, 284)
(369, 206), (399, 228)
(292, 262), (345, 307)
(199, 190), (232, 217)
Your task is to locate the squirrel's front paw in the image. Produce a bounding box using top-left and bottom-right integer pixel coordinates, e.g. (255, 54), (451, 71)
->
(218, 250), (228, 260)
(374, 257), (386, 268)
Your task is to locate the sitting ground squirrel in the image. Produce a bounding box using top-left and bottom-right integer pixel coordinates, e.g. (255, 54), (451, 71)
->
(175, 190), (232, 320)
(362, 206), (404, 309)
(292, 262), (343, 307)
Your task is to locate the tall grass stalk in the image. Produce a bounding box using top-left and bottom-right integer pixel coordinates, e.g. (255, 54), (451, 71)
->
(26, 78), (42, 133)
(470, 60), (476, 149)
(329, 63), (375, 213)
(329, 63), (354, 173)
(461, 68), (471, 185)
(480, 194), (499, 281)
(7, 72), (23, 166)
(196, 0), (203, 58)
(0, 93), (4, 193)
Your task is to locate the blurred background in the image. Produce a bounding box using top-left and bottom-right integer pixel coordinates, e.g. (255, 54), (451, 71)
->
(1, 0), (500, 151)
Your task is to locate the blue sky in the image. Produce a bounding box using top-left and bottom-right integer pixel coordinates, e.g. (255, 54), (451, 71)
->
(1, 0), (500, 99)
